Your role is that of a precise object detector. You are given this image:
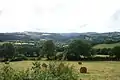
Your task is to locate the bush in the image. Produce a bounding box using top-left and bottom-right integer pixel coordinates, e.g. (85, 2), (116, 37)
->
(112, 46), (120, 58)
(55, 52), (64, 60)
(12, 54), (28, 61)
(46, 62), (78, 80)
(42, 63), (48, 68)
(0, 61), (79, 80)
(0, 65), (13, 80)
(28, 57), (37, 61)
(37, 57), (41, 60)
(59, 62), (65, 68)
(31, 61), (79, 80)
(4, 61), (10, 64)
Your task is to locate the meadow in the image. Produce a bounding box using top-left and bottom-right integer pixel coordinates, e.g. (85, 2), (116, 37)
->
(93, 43), (120, 49)
(0, 61), (120, 80)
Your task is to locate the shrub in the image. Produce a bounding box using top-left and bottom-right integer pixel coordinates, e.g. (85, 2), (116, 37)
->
(47, 62), (78, 80)
(42, 63), (48, 68)
(80, 67), (87, 73)
(0, 64), (16, 80)
(32, 61), (41, 70)
(37, 57), (41, 60)
(59, 62), (65, 67)
(28, 57), (37, 61)
(16, 54), (28, 61)
(0, 61), (79, 80)
(4, 61), (10, 64)
(55, 52), (64, 60)
(112, 46), (120, 58)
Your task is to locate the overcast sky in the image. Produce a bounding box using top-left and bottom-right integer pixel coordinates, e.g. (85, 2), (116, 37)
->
(0, 0), (120, 33)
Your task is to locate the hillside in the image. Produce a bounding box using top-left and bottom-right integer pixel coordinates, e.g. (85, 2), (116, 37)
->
(0, 32), (120, 43)
(93, 43), (120, 49)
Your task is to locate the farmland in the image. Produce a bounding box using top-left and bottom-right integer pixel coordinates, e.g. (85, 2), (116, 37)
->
(0, 39), (120, 80)
(93, 43), (120, 49)
(0, 61), (120, 80)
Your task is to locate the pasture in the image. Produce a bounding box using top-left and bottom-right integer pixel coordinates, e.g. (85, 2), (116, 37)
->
(93, 43), (120, 49)
(0, 61), (120, 80)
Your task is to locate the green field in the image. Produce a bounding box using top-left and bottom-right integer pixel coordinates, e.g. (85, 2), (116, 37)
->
(93, 43), (120, 49)
(0, 61), (120, 80)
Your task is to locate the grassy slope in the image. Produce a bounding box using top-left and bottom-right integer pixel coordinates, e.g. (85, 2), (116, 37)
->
(93, 43), (120, 49)
(0, 61), (120, 80)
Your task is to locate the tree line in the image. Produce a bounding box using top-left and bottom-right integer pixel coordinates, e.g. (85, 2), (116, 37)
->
(0, 39), (120, 61)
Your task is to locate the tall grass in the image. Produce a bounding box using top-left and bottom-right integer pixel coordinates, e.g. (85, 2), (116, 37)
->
(0, 61), (78, 80)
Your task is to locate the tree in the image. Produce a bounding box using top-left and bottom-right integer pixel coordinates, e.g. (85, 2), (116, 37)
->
(56, 45), (64, 52)
(0, 45), (3, 58)
(66, 39), (91, 60)
(16, 45), (40, 57)
(2, 43), (15, 61)
(90, 48), (97, 55)
(95, 48), (112, 55)
(41, 40), (55, 60)
(112, 46), (120, 58)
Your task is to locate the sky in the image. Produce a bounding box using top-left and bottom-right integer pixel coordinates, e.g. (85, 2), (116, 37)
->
(0, 0), (120, 33)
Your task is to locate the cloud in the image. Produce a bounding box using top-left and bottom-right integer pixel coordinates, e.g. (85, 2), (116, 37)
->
(0, 10), (2, 15)
(107, 9), (120, 31)
(0, 0), (120, 33)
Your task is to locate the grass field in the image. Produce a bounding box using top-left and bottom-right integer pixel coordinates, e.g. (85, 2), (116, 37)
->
(93, 43), (120, 49)
(0, 61), (120, 80)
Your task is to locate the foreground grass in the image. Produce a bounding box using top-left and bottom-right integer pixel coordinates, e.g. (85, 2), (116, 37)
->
(0, 61), (120, 80)
(0, 61), (78, 80)
(93, 43), (120, 49)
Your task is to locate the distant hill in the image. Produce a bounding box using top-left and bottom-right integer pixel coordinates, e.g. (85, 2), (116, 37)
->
(0, 31), (120, 43)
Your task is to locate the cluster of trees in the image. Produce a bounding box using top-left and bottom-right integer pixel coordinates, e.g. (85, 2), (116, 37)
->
(0, 43), (40, 61)
(91, 48), (112, 55)
(0, 39), (120, 61)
